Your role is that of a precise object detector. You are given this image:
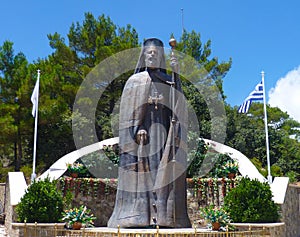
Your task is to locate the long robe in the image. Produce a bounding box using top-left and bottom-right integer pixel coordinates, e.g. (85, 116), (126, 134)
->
(107, 70), (191, 228)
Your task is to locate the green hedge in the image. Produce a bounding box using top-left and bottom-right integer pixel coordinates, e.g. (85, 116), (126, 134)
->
(223, 177), (280, 223)
(16, 178), (64, 223)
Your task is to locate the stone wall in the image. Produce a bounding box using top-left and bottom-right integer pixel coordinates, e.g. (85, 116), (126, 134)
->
(71, 192), (116, 226)
(67, 186), (203, 227)
(280, 184), (300, 237)
(0, 183), (6, 213)
(59, 177), (117, 226)
(4, 177), (14, 236)
(59, 177), (238, 226)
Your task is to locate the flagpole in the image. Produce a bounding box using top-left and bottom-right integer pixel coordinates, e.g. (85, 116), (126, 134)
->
(181, 8), (184, 34)
(31, 69), (40, 182)
(261, 71), (272, 184)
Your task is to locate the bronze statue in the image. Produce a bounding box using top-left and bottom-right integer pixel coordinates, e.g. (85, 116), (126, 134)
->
(107, 38), (191, 228)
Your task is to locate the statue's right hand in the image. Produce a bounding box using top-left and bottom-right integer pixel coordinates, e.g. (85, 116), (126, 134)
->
(136, 129), (147, 145)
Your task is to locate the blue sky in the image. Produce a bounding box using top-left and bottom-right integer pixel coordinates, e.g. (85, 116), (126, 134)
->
(1, 0), (300, 120)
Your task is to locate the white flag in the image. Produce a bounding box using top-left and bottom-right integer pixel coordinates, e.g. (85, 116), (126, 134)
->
(31, 77), (39, 117)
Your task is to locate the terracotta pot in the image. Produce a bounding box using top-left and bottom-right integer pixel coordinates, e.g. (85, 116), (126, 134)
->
(212, 222), (221, 231)
(71, 173), (78, 178)
(72, 222), (82, 230)
(228, 173), (236, 179)
(186, 178), (193, 186)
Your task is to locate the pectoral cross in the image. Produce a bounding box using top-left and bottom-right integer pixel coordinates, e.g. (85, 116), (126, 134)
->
(148, 92), (164, 110)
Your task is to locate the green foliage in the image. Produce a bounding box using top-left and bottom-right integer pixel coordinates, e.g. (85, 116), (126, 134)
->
(16, 178), (64, 223)
(226, 104), (300, 180)
(0, 41), (30, 170)
(250, 157), (263, 170)
(200, 204), (231, 227)
(0, 13), (138, 174)
(80, 145), (119, 178)
(285, 171), (297, 183)
(174, 30), (231, 141)
(66, 162), (87, 175)
(187, 138), (207, 177)
(270, 165), (283, 177)
(62, 189), (74, 210)
(102, 145), (119, 164)
(250, 158), (283, 178)
(20, 165), (32, 179)
(208, 153), (233, 178)
(222, 160), (239, 174)
(187, 138), (233, 178)
(0, 164), (14, 182)
(223, 177), (280, 223)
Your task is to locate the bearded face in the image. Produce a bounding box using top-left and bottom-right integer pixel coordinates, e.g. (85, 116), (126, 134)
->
(144, 46), (162, 69)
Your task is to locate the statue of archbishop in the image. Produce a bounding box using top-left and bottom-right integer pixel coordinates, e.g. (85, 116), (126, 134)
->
(107, 38), (191, 228)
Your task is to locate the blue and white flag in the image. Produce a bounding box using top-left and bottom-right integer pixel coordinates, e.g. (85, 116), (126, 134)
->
(238, 81), (264, 113)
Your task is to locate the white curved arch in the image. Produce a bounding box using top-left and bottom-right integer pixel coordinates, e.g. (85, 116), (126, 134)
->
(38, 137), (119, 180)
(39, 137), (266, 183)
(203, 139), (267, 182)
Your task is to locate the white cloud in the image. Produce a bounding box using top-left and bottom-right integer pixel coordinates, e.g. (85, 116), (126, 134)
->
(268, 66), (300, 121)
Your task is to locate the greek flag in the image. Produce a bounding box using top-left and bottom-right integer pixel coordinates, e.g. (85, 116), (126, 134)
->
(238, 81), (264, 113)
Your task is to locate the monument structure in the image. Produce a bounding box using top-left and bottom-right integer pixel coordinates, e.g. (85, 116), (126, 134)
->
(108, 38), (191, 228)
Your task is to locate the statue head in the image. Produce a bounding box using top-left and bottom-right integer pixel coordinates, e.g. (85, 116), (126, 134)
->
(135, 38), (166, 74)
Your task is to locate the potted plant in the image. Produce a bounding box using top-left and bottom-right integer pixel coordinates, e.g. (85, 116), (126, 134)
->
(222, 160), (239, 179)
(66, 162), (87, 178)
(199, 204), (231, 230)
(61, 205), (96, 229)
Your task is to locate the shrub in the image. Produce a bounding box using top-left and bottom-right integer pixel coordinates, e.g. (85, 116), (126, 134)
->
(223, 177), (280, 223)
(16, 177), (64, 223)
(0, 164), (13, 182)
(285, 170), (297, 183)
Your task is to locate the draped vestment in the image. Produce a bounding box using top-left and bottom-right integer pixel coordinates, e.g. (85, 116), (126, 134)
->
(107, 70), (191, 228)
